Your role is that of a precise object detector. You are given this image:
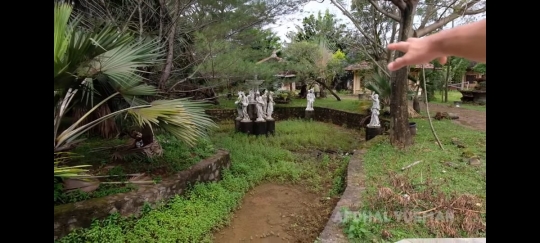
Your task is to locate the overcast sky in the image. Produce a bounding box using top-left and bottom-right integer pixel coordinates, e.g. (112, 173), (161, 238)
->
(265, 0), (352, 42)
(264, 0), (484, 43)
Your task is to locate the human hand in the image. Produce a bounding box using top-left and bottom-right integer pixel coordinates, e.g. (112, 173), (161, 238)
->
(387, 38), (447, 71)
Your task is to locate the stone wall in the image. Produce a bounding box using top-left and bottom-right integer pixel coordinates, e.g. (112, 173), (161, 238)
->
(206, 107), (390, 130)
(54, 149), (231, 240)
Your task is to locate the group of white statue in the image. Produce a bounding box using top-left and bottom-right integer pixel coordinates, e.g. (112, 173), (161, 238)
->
(234, 90), (275, 122)
(233, 88), (380, 127)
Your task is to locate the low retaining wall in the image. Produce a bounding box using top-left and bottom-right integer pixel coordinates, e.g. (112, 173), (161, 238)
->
(206, 107), (385, 130)
(54, 149), (231, 240)
(318, 150), (366, 242)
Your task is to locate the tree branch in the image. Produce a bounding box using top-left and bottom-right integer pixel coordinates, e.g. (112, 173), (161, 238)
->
(416, 0), (485, 37)
(415, 1), (486, 37)
(389, 0), (407, 11)
(368, 0), (400, 22)
(432, 0), (458, 26)
(418, 0), (442, 29)
(328, 0), (387, 51)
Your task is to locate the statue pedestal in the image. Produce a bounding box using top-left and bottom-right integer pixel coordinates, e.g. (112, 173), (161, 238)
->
(365, 125), (382, 141)
(409, 122), (417, 136)
(247, 104), (257, 120)
(240, 120), (253, 134)
(234, 117), (242, 132)
(254, 120), (267, 136)
(305, 110), (314, 120)
(265, 118), (275, 136)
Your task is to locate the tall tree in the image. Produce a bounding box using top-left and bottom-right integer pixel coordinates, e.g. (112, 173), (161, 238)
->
(329, 0), (485, 148)
(282, 40), (344, 100)
(75, 0), (309, 91)
(291, 9), (352, 52)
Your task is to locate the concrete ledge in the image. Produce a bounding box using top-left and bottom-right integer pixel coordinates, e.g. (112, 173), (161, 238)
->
(396, 238), (486, 243)
(54, 149), (231, 240)
(206, 107), (378, 130)
(318, 150), (366, 242)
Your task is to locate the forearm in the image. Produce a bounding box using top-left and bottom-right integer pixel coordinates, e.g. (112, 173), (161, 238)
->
(429, 19), (486, 63)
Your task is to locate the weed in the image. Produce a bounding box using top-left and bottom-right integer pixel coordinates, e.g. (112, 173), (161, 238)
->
(55, 135), (216, 205)
(56, 120), (359, 242)
(342, 118), (486, 241)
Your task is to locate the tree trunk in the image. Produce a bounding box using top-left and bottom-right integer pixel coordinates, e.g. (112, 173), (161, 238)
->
(389, 2), (417, 149)
(386, 16), (399, 64)
(444, 21), (454, 102)
(158, 0), (180, 90)
(444, 59), (451, 102)
(315, 79), (341, 101)
(158, 0), (165, 40)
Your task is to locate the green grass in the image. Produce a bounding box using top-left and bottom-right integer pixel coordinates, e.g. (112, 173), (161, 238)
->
(70, 134), (215, 174)
(431, 90), (486, 112)
(342, 118), (486, 242)
(212, 95), (369, 114)
(56, 120), (360, 243)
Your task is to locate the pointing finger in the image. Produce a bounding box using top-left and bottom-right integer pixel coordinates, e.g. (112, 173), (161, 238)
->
(387, 42), (409, 53)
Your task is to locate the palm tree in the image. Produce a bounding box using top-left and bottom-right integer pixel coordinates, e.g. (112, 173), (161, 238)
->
(54, 2), (216, 175)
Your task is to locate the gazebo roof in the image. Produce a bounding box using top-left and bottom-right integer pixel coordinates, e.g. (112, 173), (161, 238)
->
(274, 70), (296, 78)
(410, 63), (435, 69)
(256, 50), (284, 64)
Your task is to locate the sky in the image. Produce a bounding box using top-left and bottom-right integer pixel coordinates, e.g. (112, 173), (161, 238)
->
(264, 0), (485, 43)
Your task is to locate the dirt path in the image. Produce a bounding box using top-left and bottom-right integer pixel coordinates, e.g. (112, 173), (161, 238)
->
(213, 183), (338, 243)
(412, 101), (486, 131)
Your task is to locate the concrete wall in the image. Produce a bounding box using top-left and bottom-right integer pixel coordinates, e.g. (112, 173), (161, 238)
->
(54, 150), (231, 240)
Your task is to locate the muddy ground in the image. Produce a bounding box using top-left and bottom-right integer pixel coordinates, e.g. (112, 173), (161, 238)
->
(213, 183), (338, 243)
(212, 102), (486, 243)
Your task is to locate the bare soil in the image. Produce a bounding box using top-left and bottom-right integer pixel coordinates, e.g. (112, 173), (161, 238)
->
(213, 183), (338, 243)
(414, 101), (486, 131)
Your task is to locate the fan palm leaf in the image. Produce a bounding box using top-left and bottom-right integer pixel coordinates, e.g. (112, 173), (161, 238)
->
(128, 99), (218, 147)
(54, 2), (217, 157)
(365, 71), (391, 108)
(54, 3), (134, 92)
(54, 152), (90, 178)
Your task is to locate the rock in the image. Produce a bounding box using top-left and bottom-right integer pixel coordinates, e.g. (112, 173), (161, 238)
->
(434, 112), (459, 120)
(447, 113), (459, 119)
(434, 112), (445, 120)
(451, 138), (465, 148)
(444, 162), (459, 169)
(468, 157), (482, 166)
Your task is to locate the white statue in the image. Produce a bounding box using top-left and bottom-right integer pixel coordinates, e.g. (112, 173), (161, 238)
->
(241, 91), (250, 121)
(306, 89), (315, 111)
(367, 93), (381, 127)
(262, 90), (269, 117)
(248, 90), (255, 103)
(266, 91), (275, 120)
(234, 91), (244, 119)
(255, 92), (266, 122)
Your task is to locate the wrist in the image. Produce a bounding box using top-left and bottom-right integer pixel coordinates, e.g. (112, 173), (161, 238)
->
(427, 34), (447, 57)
